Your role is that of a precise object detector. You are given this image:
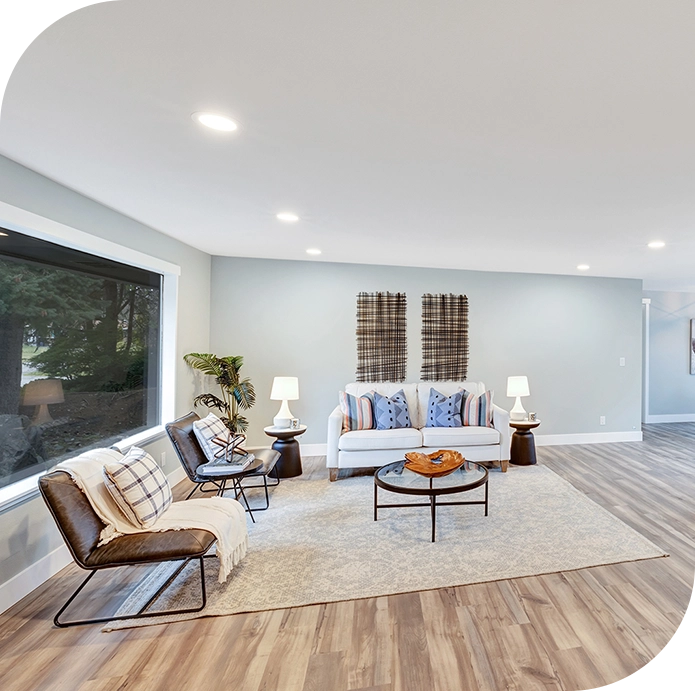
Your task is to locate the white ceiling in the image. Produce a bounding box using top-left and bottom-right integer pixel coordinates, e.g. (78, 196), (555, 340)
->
(1, 0), (695, 290)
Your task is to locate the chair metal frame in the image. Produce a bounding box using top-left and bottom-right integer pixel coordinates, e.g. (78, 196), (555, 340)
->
(53, 554), (216, 628)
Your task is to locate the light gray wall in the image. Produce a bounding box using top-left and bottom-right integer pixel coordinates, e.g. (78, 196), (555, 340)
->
(644, 290), (695, 416)
(210, 257), (643, 446)
(0, 155), (212, 588)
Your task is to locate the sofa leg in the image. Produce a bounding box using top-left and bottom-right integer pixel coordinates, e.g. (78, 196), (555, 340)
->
(329, 468), (339, 482)
(501, 460), (509, 473)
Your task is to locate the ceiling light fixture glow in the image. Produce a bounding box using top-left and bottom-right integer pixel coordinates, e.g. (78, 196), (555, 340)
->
(577, 264), (590, 271)
(277, 212), (300, 223)
(192, 112), (238, 132)
(306, 248), (322, 256)
(647, 240), (665, 249)
(0, 231), (7, 237)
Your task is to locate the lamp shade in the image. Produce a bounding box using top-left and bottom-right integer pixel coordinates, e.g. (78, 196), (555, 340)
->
(23, 378), (65, 406)
(506, 376), (530, 398)
(270, 376), (299, 401)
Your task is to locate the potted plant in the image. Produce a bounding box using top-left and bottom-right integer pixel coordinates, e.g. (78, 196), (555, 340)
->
(183, 352), (256, 433)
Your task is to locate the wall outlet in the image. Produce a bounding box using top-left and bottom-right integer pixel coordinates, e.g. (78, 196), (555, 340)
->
(160, 452), (166, 467)
(619, 357), (626, 366)
(600, 416), (606, 425)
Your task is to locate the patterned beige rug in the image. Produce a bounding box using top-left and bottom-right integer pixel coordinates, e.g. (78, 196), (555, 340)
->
(105, 464), (666, 630)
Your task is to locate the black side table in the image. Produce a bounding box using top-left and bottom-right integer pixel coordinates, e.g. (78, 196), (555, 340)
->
(509, 420), (541, 466)
(263, 425), (307, 478)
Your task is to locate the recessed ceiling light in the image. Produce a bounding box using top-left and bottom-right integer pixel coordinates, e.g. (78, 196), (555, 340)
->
(647, 240), (665, 249)
(577, 264), (590, 271)
(306, 248), (322, 256)
(0, 231), (7, 237)
(191, 112), (238, 132)
(277, 212), (300, 223)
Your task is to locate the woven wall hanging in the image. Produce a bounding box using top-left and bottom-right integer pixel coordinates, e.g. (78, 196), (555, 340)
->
(421, 293), (469, 381)
(355, 292), (407, 382)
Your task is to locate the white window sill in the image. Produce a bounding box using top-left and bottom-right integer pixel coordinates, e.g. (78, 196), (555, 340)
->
(0, 425), (168, 512)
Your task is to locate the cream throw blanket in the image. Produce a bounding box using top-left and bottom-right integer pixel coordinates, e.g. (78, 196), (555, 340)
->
(56, 448), (248, 583)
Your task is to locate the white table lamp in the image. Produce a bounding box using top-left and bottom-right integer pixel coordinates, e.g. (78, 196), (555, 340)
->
(507, 376), (530, 421)
(23, 378), (65, 425)
(270, 376), (299, 428)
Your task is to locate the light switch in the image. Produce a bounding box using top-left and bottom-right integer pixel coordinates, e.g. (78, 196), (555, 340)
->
(619, 357), (625, 367)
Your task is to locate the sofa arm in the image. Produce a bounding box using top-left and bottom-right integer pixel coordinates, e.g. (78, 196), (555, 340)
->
(492, 404), (511, 460)
(327, 405), (343, 469)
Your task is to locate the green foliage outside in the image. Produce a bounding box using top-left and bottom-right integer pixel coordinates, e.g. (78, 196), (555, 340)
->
(0, 256), (158, 415)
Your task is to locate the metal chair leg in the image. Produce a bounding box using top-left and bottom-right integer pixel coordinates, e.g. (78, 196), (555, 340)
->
(53, 556), (208, 628)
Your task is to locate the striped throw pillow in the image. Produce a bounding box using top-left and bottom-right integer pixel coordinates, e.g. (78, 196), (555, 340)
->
(103, 447), (173, 528)
(339, 391), (374, 433)
(462, 390), (494, 428)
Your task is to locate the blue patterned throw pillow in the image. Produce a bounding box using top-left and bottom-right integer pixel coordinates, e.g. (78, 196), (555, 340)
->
(373, 390), (412, 430)
(426, 388), (466, 427)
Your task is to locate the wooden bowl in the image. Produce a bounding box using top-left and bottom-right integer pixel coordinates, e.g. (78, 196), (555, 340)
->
(404, 449), (466, 478)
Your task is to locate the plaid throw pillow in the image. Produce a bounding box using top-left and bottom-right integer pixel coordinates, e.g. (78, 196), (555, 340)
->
(103, 447), (172, 528)
(462, 390), (494, 428)
(193, 413), (233, 462)
(339, 391), (375, 433)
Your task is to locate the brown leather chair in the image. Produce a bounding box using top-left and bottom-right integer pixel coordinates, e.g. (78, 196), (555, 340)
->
(39, 470), (216, 628)
(166, 412), (280, 520)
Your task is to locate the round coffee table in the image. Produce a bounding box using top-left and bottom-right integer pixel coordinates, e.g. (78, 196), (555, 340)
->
(263, 425), (307, 478)
(509, 420), (541, 466)
(374, 460), (489, 542)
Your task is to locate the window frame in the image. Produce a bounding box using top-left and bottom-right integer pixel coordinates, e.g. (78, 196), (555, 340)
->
(0, 201), (180, 510)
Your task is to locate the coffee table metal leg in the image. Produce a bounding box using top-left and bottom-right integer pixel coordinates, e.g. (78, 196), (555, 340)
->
(485, 481), (489, 517)
(430, 494), (436, 542)
(374, 482), (378, 521)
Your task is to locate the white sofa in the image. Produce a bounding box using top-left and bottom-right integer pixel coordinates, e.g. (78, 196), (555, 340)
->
(327, 381), (510, 480)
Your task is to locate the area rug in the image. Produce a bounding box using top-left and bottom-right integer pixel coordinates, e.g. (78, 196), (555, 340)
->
(104, 464), (667, 630)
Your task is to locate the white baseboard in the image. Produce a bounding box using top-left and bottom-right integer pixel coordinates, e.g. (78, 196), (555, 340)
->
(536, 431), (643, 446)
(301, 433), (644, 455)
(301, 443), (327, 457)
(0, 543), (72, 615)
(167, 465), (188, 487)
(0, 463), (190, 615)
(644, 414), (695, 424)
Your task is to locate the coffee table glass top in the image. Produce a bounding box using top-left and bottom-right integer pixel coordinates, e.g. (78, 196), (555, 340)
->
(375, 460), (488, 496)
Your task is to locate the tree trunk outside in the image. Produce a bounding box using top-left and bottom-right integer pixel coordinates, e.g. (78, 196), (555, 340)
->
(0, 312), (25, 415)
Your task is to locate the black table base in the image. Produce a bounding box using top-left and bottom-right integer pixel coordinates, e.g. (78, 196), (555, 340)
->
(510, 428), (537, 465)
(374, 480), (489, 542)
(271, 437), (303, 478)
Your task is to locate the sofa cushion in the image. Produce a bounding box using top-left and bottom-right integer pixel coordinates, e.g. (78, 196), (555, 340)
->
(415, 381), (483, 428)
(373, 390), (412, 430)
(339, 391), (374, 432)
(339, 427), (423, 451)
(421, 426), (500, 448)
(425, 388), (464, 427)
(462, 390), (494, 428)
(346, 383), (419, 428)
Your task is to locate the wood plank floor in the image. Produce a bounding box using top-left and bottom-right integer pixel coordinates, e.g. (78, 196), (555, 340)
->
(0, 423), (693, 691)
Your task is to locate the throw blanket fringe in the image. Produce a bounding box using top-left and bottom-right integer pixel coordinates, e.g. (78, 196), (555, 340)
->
(56, 449), (248, 582)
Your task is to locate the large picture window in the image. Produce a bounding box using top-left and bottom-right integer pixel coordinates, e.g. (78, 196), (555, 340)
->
(0, 228), (161, 489)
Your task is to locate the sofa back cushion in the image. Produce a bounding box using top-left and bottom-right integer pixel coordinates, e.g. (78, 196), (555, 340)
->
(345, 383), (419, 428)
(415, 381), (484, 428)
